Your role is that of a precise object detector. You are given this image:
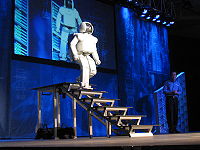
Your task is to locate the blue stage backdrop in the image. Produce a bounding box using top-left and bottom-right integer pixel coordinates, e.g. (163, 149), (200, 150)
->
(0, 1), (176, 138)
(115, 6), (170, 126)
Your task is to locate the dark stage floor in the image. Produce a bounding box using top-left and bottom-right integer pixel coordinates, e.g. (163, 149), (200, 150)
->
(0, 133), (200, 149)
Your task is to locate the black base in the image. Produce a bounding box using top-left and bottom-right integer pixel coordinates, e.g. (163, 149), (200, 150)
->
(35, 127), (75, 139)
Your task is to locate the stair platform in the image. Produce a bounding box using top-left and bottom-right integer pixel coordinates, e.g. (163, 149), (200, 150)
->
(109, 115), (146, 126)
(81, 98), (120, 107)
(128, 125), (158, 137)
(95, 106), (132, 111)
(73, 90), (108, 99)
(94, 106), (132, 116)
(33, 82), (157, 139)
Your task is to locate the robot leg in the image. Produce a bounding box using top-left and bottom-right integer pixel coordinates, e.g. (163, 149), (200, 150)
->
(78, 55), (91, 88)
(59, 27), (69, 61)
(87, 56), (97, 79)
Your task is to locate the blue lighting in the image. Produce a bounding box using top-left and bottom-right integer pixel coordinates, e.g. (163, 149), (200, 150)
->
(140, 14), (146, 17)
(152, 18), (156, 21)
(142, 9), (148, 14)
(155, 15), (160, 19)
(116, 5), (170, 130)
(170, 21), (175, 25)
(146, 16), (151, 19)
(162, 21), (167, 25)
(166, 23), (171, 27)
(156, 20), (161, 23)
(122, 7), (130, 19)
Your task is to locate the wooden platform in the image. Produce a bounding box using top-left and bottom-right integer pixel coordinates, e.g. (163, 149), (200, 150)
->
(0, 133), (200, 148)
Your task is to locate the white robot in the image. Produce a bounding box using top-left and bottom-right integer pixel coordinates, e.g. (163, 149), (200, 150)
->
(70, 22), (101, 89)
(56, 0), (82, 61)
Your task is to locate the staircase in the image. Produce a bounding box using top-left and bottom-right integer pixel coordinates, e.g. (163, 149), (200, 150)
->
(62, 83), (156, 138)
(34, 82), (157, 139)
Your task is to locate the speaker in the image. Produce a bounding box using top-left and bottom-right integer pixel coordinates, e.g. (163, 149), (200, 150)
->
(35, 126), (75, 139)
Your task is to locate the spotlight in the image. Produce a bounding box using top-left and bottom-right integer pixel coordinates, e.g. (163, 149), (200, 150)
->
(156, 19), (161, 23)
(121, 0), (176, 27)
(155, 14), (160, 19)
(140, 9), (148, 17)
(151, 10), (161, 22)
(142, 9), (148, 14)
(146, 16), (151, 20)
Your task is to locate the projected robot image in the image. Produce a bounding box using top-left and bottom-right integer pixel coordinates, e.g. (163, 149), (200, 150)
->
(52, 0), (82, 61)
(70, 22), (101, 89)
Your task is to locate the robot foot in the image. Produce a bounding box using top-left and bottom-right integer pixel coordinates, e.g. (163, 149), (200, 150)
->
(80, 86), (93, 90)
(79, 82), (93, 90)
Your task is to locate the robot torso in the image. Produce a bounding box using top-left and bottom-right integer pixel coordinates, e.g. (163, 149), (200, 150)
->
(75, 33), (98, 55)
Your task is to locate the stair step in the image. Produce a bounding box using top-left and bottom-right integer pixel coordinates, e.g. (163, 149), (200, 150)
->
(82, 98), (120, 107)
(94, 106), (132, 117)
(82, 98), (120, 103)
(128, 125), (158, 137)
(67, 83), (81, 91)
(108, 115), (146, 126)
(130, 125), (154, 130)
(109, 115), (146, 120)
(96, 106), (132, 112)
(129, 132), (153, 137)
(73, 90), (107, 99)
(68, 83), (97, 91)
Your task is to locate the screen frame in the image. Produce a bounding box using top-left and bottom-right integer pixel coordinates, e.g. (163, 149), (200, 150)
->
(12, 0), (118, 74)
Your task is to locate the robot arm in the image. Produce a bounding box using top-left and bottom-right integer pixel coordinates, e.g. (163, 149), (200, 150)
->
(56, 11), (62, 33)
(70, 35), (79, 61)
(92, 50), (101, 65)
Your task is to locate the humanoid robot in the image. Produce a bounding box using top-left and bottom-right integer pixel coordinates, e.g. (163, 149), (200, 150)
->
(56, 0), (82, 61)
(70, 22), (101, 89)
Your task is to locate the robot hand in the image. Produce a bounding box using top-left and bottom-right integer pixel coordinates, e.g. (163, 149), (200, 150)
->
(95, 60), (101, 65)
(74, 55), (80, 61)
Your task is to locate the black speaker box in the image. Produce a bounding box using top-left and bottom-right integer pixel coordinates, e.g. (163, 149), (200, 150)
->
(35, 127), (75, 139)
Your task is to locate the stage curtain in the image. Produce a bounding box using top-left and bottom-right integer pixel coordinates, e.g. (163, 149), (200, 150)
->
(115, 5), (170, 127)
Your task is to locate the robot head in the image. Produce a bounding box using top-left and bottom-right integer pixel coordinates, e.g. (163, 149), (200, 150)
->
(64, 0), (74, 8)
(79, 22), (94, 34)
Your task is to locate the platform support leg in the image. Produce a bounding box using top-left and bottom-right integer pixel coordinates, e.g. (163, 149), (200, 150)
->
(36, 90), (42, 132)
(73, 98), (77, 139)
(57, 92), (61, 128)
(88, 110), (93, 138)
(53, 88), (59, 139)
(105, 111), (111, 138)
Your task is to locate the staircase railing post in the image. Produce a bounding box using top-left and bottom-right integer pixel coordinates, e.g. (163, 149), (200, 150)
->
(73, 97), (77, 138)
(88, 109), (93, 138)
(36, 90), (42, 132)
(53, 87), (59, 139)
(105, 111), (111, 138)
(56, 92), (61, 128)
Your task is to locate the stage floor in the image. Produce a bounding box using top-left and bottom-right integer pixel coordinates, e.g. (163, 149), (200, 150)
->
(0, 133), (200, 148)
